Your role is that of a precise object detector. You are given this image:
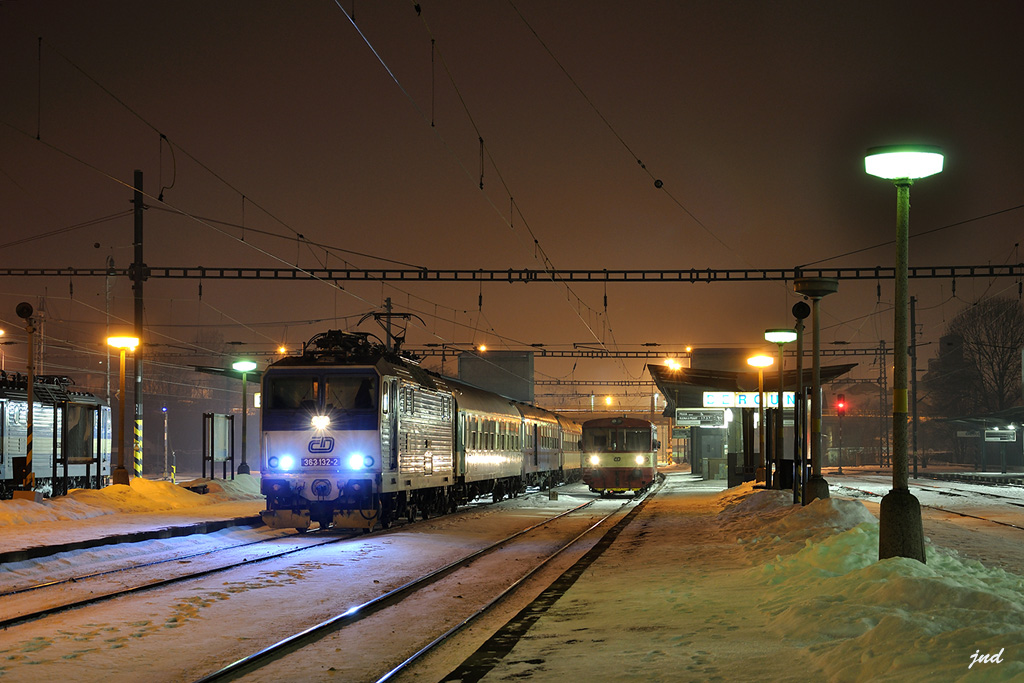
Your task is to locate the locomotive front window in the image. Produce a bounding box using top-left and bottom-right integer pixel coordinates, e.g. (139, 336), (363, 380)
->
(326, 375), (377, 411)
(267, 376), (318, 410)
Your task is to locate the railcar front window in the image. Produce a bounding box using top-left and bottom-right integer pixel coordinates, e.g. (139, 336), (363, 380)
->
(584, 430), (610, 452)
(267, 376), (318, 410)
(327, 375), (377, 411)
(625, 428), (651, 452)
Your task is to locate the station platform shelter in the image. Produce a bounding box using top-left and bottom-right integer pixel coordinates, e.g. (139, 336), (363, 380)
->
(647, 348), (855, 488)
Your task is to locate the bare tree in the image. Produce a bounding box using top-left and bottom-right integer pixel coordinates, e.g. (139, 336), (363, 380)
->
(927, 297), (1024, 417)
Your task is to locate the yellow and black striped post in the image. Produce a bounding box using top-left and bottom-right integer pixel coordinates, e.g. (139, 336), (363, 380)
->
(134, 418), (143, 478)
(24, 424), (35, 491)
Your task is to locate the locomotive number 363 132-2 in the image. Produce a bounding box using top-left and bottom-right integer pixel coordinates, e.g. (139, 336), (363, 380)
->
(301, 457), (341, 467)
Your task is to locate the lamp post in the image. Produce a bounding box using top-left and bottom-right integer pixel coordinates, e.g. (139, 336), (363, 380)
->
(793, 277), (839, 503)
(866, 144), (943, 563)
(791, 302), (810, 503)
(765, 329), (797, 490)
(232, 360), (258, 475)
(747, 354), (774, 484)
(107, 336), (139, 485)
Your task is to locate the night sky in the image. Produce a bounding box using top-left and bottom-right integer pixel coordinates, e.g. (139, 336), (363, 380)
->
(2, 1), (1023, 412)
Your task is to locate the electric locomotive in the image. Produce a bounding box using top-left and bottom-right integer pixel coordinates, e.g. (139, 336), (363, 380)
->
(581, 416), (659, 496)
(259, 330), (580, 532)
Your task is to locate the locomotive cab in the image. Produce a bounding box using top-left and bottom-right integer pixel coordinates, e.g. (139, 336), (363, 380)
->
(260, 367), (383, 531)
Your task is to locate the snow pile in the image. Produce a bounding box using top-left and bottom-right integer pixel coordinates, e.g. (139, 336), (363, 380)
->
(721, 490), (1024, 681)
(0, 474), (264, 527)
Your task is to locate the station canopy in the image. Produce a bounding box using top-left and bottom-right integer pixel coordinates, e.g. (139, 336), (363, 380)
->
(647, 362), (857, 417)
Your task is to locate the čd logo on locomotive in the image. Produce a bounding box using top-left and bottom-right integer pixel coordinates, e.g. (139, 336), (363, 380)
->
(308, 436), (336, 453)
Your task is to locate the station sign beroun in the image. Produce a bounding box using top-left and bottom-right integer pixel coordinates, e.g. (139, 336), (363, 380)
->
(703, 391), (795, 408)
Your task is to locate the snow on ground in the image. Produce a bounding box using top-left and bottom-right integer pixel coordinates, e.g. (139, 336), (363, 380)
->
(1, 473), (1023, 681)
(0, 475), (265, 554)
(0, 475), (262, 525)
(466, 477), (1024, 683)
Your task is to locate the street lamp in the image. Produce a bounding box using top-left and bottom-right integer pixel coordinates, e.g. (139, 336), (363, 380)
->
(232, 360), (258, 475)
(747, 354), (774, 484)
(765, 329), (797, 489)
(793, 277), (839, 503)
(107, 336), (139, 485)
(866, 143), (943, 563)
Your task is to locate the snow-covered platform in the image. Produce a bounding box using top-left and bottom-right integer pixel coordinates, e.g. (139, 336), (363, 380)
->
(0, 475), (264, 564)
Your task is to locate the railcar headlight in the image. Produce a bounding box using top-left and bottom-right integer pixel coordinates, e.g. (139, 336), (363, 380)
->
(635, 455), (645, 465)
(348, 453), (365, 470)
(280, 455), (296, 471)
(311, 415), (330, 430)
(589, 455), (600, 466)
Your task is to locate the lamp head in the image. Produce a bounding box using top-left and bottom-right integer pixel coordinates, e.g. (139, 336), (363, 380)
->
(107, 336), (140, 350)
(232, 360), (258, 372)
(764, 328), (797, 345)
(747, 355), (774, 368)
(865, 145), (943, 180)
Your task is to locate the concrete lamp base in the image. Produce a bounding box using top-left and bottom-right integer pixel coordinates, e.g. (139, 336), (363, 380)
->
(804, 475), (830, 504)
(878, 487), (926, 563)
(112, 466), (131, 486)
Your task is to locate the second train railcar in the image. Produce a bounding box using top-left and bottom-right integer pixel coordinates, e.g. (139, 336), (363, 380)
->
(581, 416), (659, 496)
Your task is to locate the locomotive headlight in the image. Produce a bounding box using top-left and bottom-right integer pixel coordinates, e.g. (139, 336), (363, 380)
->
(280, 455), (296, 471)
(635, 455), (645, 465)
(589, 455), (600, 466)
(311, 415), (331, 430)
(348, 453), (365, 470)
(268, 456), (280, 468)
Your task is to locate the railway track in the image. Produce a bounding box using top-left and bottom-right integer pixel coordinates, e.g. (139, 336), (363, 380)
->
(402, 477), (665, 683)
(193, 481), (662, 682)
(907, 479), (1024, 508)
(0, 493), (507, 630)
(848, 473), (1024, 505)
(833, 482), (1024, 531)
(0, 527), (355, 630)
